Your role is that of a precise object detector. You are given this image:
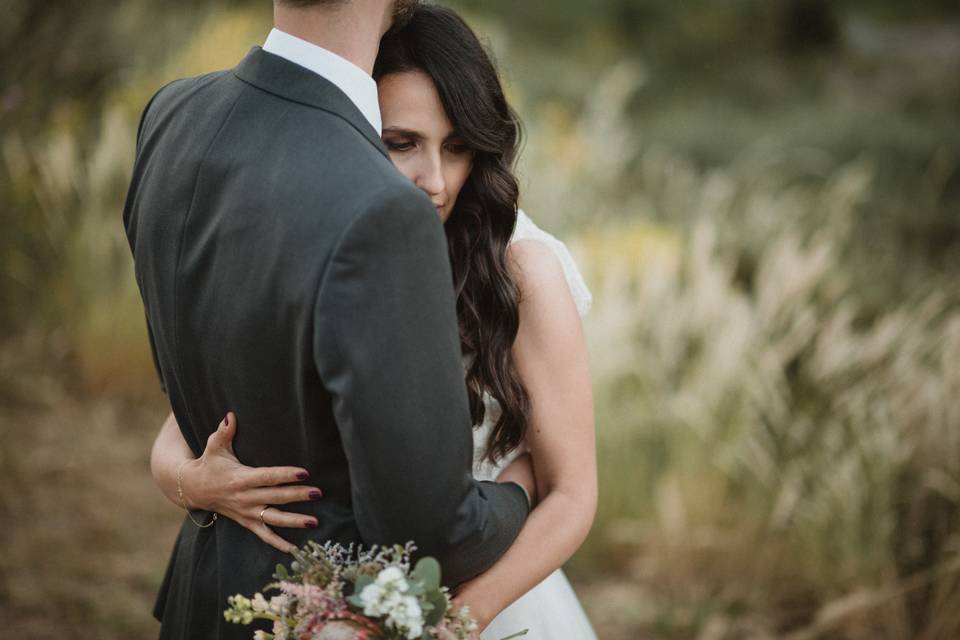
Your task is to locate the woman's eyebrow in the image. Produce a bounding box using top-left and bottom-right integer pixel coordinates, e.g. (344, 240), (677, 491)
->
(381, 127), (425, 140)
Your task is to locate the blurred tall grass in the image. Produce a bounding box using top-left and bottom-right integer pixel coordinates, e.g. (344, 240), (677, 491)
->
(517, 53), (960, 637)
(2, 1), (959, 638)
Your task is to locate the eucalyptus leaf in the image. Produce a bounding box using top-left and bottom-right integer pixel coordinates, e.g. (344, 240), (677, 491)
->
(412, 557), (441, 591)
(354, 574), (375, 592)
(347, 593), (365, 608)
(423, 588), (447, 627)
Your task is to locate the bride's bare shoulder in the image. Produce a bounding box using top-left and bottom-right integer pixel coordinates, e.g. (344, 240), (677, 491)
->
(506, 239), (577, 312)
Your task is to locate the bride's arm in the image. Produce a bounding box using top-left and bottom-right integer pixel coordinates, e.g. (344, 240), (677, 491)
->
(454, 239), (598, 629)
(151, 411), (324, 551)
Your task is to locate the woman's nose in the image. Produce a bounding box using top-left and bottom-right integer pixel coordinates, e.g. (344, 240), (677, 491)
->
(414, 153), (445, 196)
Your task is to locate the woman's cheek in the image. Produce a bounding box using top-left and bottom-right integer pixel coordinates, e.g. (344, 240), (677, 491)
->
(391, 155), (416, 184)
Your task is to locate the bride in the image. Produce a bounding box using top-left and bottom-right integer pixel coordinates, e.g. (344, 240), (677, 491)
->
(149, 5), (598, 638)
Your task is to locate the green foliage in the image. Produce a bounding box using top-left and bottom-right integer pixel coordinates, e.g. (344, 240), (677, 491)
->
(411, 557), (441, 592)
(422, 587), (448, 627)
(411, 558), (447, 628)
(346, 574), (375, 608)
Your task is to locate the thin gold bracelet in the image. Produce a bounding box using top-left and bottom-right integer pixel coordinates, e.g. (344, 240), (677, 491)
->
(177, 460), (218, 528)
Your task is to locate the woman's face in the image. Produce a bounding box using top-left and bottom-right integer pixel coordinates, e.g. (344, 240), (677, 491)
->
(378, 70), (474, 223)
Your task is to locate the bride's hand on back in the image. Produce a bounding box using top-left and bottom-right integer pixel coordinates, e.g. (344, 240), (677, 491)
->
(179, 412), (323, 553)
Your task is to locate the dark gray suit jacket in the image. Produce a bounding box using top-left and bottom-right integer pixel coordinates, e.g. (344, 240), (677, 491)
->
(123, 47), (529, 639)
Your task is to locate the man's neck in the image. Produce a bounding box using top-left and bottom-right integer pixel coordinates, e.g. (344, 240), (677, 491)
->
(273, 5), (388, 76)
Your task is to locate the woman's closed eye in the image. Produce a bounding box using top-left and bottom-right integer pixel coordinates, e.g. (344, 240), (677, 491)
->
(444, 142), (472, 156)
(384, 139), (416, 152)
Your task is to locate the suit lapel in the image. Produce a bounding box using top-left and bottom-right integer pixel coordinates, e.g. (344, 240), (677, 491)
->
(233, 47), (387, 158)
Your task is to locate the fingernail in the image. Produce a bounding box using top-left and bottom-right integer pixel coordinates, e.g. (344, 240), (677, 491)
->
(296, 471), (309, 481)
(309, 490), (323, 500)
(305, 519), (318, 528)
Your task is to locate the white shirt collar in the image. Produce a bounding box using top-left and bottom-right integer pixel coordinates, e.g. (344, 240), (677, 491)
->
(262, 28), (382, 135)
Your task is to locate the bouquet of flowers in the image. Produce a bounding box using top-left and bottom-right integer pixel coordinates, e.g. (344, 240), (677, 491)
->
(224, 540), (527, 640)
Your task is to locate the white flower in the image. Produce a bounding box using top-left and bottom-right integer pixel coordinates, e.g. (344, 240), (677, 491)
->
(251, 593), (270, 613)
(357, 566), (425, 639)
(360, 583), (386, 616)
(383, 589), (404, 610)
(376, 566), (408, 590)
(387, 594), (424, 639)
(269, 594), (290, 615)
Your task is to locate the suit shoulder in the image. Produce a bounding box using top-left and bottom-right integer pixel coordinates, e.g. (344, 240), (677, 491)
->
(368, 174), (433, 213)
(267, 110), (432, 224)
(150, 70), (230, 104)
(318, 175), (439, 267)
(138, 70), (232, 140)
(355, 178), (437, 236)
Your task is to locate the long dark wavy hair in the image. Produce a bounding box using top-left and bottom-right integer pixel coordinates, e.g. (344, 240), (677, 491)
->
(374, 5), (529, 464)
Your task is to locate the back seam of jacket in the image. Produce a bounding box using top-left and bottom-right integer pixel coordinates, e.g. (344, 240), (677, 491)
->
(170, 82), (248, 441)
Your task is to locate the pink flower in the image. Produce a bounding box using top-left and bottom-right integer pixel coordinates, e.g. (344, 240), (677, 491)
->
(271, 618), (290, 640)
(313, 621), (361, 640)
(430, 622), (459, 640)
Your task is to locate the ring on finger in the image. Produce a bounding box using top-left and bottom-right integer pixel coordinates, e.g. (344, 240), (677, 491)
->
(259, 506), (271, 526)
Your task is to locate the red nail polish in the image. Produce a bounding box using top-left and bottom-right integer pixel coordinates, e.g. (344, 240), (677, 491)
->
(305, 519), (318, 528)
(309, 490), (323, 500)
(296, 471), (309, 481)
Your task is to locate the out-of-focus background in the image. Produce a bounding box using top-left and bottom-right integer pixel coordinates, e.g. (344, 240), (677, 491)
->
(2, 0), (959, 638)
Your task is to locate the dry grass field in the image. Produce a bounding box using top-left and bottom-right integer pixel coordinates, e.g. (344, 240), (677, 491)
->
(3, 2), (959, 638)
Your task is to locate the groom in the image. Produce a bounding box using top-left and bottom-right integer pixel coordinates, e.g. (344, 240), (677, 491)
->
(123, 1), (532, 637)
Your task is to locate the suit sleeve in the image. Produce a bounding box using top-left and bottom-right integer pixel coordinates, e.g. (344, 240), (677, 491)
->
(132, 83), (176, 397)
(313, 186), (530, 586)
(144, 313), (167, 394)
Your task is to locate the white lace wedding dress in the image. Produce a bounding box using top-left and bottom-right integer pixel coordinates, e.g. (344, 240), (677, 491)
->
(471, 210), (597, 640)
